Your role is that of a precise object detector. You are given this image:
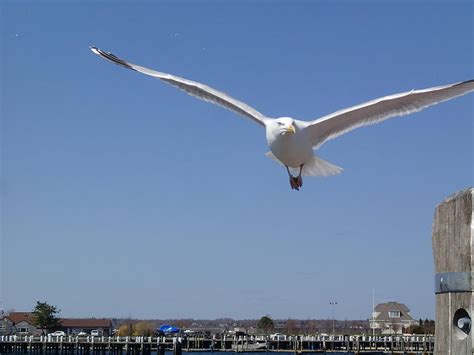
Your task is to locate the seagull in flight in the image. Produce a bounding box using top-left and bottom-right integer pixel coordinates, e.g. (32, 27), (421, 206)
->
(90, 46), (474, 190)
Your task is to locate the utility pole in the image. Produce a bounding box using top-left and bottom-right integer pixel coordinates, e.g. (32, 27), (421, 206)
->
(329, 301), (337, 337)
(372, 288), (375, 336)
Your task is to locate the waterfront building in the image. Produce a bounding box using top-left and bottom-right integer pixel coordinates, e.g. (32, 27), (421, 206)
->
(370, 301), (418, 334)
(61, 318), (112, 336)
(6, 312), (41, 335)
(4, 312), (112, 336)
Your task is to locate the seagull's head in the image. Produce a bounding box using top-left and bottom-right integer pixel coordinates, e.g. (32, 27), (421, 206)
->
(270, 117), (296, 136)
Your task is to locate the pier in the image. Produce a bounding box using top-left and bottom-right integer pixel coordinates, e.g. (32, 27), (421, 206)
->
(0, 334), (434, 354)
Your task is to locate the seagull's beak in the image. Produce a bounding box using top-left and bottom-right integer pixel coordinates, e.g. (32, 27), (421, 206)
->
(285, 124), (296, 134)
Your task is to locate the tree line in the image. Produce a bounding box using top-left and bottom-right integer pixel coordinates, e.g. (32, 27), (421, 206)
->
(19, 302), (435, 336)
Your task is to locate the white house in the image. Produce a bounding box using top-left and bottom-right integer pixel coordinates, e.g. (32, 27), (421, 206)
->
(370, 302), (418, 334)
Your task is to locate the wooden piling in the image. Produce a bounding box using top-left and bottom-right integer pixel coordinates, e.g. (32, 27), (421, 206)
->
(157, 343), (165, 355)
(432, 187), (473, 354)
(173, 338), (182, 355)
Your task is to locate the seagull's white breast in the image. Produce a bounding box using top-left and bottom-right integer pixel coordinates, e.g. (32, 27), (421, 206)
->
(266, 122), (314, 168)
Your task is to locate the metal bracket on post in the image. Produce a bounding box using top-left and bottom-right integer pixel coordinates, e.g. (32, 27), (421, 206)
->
(435, 272), (474, 294)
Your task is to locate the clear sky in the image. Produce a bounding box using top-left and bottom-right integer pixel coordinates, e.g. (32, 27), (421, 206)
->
(1, 0), (472, 321)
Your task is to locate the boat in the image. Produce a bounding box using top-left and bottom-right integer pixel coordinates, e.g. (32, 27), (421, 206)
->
(231, 340), (267, 351)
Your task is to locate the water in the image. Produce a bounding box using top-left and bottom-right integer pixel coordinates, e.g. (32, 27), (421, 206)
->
(0, 352), (420, 355)
(179, 353), (388, 355)
(178, 353), (385, 355)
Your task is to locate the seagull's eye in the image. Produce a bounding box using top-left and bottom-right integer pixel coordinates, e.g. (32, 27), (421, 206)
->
(277, 122), (284, 126)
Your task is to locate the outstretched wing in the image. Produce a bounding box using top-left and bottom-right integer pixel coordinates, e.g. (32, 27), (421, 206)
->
(306, 80), (474, 148)
(90, 46), (269, 127)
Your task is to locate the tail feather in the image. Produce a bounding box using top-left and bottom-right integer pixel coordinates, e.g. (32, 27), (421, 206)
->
(265, 152), (343, 177)
(302, 155), (343, 176)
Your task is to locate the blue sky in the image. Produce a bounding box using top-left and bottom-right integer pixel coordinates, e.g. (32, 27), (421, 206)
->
(1, 1), (472, 321)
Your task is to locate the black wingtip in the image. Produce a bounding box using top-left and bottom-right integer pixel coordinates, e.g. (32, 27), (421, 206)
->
(89, 46), (134, 70)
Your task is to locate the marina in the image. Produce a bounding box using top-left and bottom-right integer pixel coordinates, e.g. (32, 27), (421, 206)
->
(0, 334), (434, 354)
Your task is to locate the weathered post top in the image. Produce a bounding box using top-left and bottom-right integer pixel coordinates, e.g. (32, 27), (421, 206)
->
(432, 187), (473, 355)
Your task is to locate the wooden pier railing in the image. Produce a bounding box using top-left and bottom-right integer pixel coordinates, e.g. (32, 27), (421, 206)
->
(0, 334), (434, 354)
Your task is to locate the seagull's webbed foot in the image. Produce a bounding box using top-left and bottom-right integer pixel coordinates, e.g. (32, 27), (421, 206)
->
(296, 165), (303, 189)
(286, 165), (303, 191)
(296, 175), (303, 189)
(289, 176), (300, 190)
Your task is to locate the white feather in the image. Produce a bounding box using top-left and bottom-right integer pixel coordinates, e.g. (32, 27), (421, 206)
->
(306, 80), (474, 149)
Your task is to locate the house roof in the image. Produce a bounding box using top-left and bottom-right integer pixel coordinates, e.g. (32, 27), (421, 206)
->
(60, 319), (112, 328)
(7, 312), (35, 325)
(374, 302), (414, 322)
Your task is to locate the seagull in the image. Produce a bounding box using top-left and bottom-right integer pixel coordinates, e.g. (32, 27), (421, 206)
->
(90, 46), (474, 190)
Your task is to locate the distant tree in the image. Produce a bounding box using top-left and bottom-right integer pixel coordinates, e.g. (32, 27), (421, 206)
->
(390, 321), (401, 335)
(423, 319), (435, 334)
(285, 319), (296, 335)
(407, 319), (435, 335)
(133, 321), (154, 336)
(407, 324), (424, 334)
(117, 322), (134, 336)
(31, 301), (61, 335)
(257, 316), (274, 333)
(301, 320), (318, 334)
(175, 320), (191, 330)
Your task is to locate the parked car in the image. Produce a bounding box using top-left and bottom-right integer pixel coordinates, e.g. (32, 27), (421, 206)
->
(50, 331), (66, 337)
(77, 331), (87, 336)
(90, 330), (101, 336)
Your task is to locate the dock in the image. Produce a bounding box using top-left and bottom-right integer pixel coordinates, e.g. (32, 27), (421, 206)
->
(0, 334), (434, 354)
